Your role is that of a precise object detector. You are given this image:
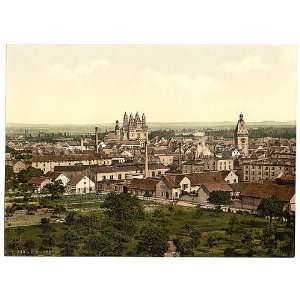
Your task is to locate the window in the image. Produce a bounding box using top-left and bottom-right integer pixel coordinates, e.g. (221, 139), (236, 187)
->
(110, 175), (113, 180)
(118, 174), (122, 179)
(103, 175), (106, 180)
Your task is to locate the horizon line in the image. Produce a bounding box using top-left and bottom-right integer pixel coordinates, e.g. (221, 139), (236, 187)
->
(6, 120), (296, 126)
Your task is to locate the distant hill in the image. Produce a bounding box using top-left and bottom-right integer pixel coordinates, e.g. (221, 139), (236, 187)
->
(6, 120), (296, 129)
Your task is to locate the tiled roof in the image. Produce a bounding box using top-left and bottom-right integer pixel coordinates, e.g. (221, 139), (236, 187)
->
(128, 178), (160, 191)
(44, 171), (63, 180)
(54, 165), (90, 172)
(32, 153), (105, 162)
(185, 172), (225, 185)
(68, 175), (94, 186)
(231, 182), (295, 202)
(162, 174), (185, 188)
(92, 163), (168, 174)
(201, 182), (233, 193)
(28, 176), (50, 186)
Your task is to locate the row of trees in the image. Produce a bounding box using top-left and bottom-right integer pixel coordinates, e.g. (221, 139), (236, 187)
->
(207, 127), (296, 139)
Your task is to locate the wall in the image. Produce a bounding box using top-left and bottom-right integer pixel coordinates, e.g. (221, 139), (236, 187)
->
(75, 176), (95, 194)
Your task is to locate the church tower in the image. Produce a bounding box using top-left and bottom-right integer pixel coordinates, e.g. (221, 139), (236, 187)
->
(234, 113), (249, 156)
(123, 112), (128, 129)
(142, 113), (146, 128)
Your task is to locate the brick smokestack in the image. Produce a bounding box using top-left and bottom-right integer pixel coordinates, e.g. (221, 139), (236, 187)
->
(80, 136), (84, 153)
(144, 132), (149, 178)
(178, 140), (182, 169)
(95, 127), (99, 154)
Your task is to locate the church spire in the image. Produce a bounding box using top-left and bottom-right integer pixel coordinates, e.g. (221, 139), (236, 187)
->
(123, 112), (128, 128)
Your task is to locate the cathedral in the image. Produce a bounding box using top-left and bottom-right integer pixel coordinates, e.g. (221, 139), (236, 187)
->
(105, 112), (148, 143)
(234, 113), (249, 156)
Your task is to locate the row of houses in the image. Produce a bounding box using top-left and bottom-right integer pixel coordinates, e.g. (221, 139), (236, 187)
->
(127, 174), (295, 213)
(25, 165), (295, 214)
(28, 171), (96, 194)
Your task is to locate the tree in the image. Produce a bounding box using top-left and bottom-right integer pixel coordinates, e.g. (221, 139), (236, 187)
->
(173, 237), (194, 256)
(43, 180), (65, 199)
(226, 215), (239, 239)
(23, 239), (35, 256)
(41, 217), (50, 224)
(241, 231), (254, 247)
(136, 225), (169, 256)
(65, 211), (77, 225)
(209, 191), (231, 205)
(224, 247), (240, 257)
(82, 227), (128, 256)
(53, 205), (67, 217)
(60, 231), (80, 256)
(40, 235), (55, 254)
(18, 167), (43, 183)
(257, 196), (285, 220)
(207, 235), (217, 254)
(261, 225), (277, 255)
(101, 192), (144, 234)
(6, 237), (21, 256)
(190, 229), (202, 249)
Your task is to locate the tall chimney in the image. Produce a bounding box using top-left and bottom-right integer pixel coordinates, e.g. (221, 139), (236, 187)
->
(178, 140), (182, 169)
(80, 136), (84, 153)
(144, 133), (149, 178)
(95, 127), (99, 154)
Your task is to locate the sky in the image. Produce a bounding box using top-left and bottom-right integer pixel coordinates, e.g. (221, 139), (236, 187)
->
(6, 45), (297, 124)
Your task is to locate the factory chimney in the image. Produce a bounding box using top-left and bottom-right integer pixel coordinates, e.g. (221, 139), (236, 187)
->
(144, 133), (149, 178)
(178, 140), (182, 170)
(80, 136), (84, 153)
(95, 127), (99, 154)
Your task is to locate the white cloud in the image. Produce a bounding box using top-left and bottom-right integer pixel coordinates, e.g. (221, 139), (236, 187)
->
(217, 55), (271, 74)
(133, 68), (221, 98)
(49, 59), (111, 81)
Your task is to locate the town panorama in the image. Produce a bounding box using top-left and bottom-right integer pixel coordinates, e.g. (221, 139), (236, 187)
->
(5, 112), (295, 257)
(5, 45), (296, 257)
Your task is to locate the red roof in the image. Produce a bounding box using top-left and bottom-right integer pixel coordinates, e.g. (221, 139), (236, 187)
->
(201, 182), (233, 193)
(28, 176), (51, 186)
(128, 178), (160, 191)
(231, 182), (295, 202)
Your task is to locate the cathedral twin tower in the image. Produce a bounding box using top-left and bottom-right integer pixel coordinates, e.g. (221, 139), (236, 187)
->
(110, 111), (248, 157)
(114, 112), (148, 142)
